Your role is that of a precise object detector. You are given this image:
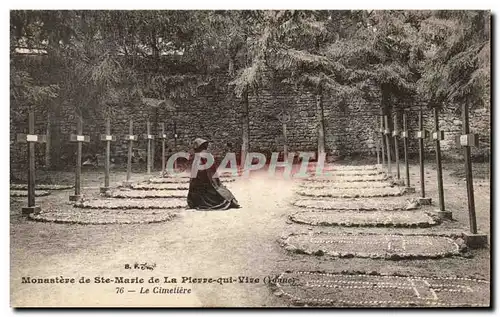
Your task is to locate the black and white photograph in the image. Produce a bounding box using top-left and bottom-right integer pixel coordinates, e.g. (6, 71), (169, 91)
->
(8, 8), (491, 308)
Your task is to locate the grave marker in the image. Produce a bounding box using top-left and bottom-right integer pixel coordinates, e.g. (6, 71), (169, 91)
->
(375, 117), (380, 165)
(124, 119), (138, 186)
(143, 120), (154, 174)
(433, 107), (451, 219)
(69, 115), (90, 201)
(16, 109), (47, 214)
(158, 122), (167, 175)
(379, 116), (386, 169)
(384, 115), (392, 176)
(460, 102), (487, 248)
(173, 121), (179, 170)
(416, 110), (431, 205)
(402, 112), (415, 193)
(393, 112), (401, 180)
(99, 117), (116, 193)
(173, 121), (178, 149)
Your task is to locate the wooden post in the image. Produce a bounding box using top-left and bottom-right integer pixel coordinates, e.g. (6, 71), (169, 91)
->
(418, 110), (425, 197)
(384, 115), (392, 176)
(283, 121), (288, 160)
(462, 102), (477, 233)
(416, 110), (431, 204)
(393, 112), (400, 180)
(379, 116), (386, 169)
(69, 115), (90, 201)
(158, 122), (167, 176)
(125, 119), (138, 186)
(402, 112), (412, 190)
(375, 117), (380, 165)
(173, 121), (178, 170)
(99, 117), (116, 193)
(16, 108), (47, 214)
(28, 110), (36, 207)
(433, 107), (447, 215)
(459, 101), (487, 247)
(376, 133), (380, 165)
(146, 120), (154, 175)
(45, 111), (51, 168)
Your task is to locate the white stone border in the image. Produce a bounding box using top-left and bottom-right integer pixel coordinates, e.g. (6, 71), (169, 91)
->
(274, 271), (489, 307)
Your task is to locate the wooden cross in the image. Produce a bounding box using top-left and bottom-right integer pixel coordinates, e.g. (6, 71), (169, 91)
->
(379, 116), (386, 168)
(402, 112), (411, 189)
(415, 110), (430, 200)
(99, 117), (116, 193)
(69, 115), (90, 201)
(461, 102), (480, 234)
(432, 107), (449, 218)
(143, 120), (155, 174)
(383, 115), (392, 176)
(16, 109), (47, 215)
(375, 117), (380, 165)
(392, 112), (401, 180)
(173, 121), (178, 149)
(125, 119), (138, 185)
(157, 122), (167, 175)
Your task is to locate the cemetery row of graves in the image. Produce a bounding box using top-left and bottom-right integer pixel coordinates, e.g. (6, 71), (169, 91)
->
(271, 108), (489, 307)
(11, 103), (490, 307)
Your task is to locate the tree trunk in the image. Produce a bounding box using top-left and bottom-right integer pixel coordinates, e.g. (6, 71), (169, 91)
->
(152, 108), (158, 170)
(51, 100), (62, 169)
(316, 88), (326, 158)
(240, 89), (249, 167)
(45, 110), (51, 169)
(381, 84), (395, 157)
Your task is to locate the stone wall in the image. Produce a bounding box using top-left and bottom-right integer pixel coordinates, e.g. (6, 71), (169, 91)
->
(10, 76), (491, 172)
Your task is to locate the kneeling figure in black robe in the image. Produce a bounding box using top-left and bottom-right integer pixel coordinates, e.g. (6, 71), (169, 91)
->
(187, 138), (240, 210)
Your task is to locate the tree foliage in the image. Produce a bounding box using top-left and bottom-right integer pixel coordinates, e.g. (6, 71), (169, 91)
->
(10, 10), (491, 115)
(417, 10), (490, 109)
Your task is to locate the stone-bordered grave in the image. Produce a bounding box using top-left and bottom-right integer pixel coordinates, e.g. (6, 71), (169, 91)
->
(28, 174), (190, 224)
(130, 182), (189, 190)
(307, 164), (379, 172)
(149, 173), (236, 184)
(10, 190), (51, 197)
(74, 198), (186, 209)
(296, 186), (406, 198)
(289, 209), (440, 228)
(279, 232), (463, 259)
(304, 174), (389, 183)
(29, 206), (177, 225)
(299, 181), (392, 190)
(105, 189), (188, 199)
(273, 271), (489, 307)
(307, 169), (385, 177)
(10, 184), (74, 190)
(292, 197), (420, 211)
(104, 172), (235, 198)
